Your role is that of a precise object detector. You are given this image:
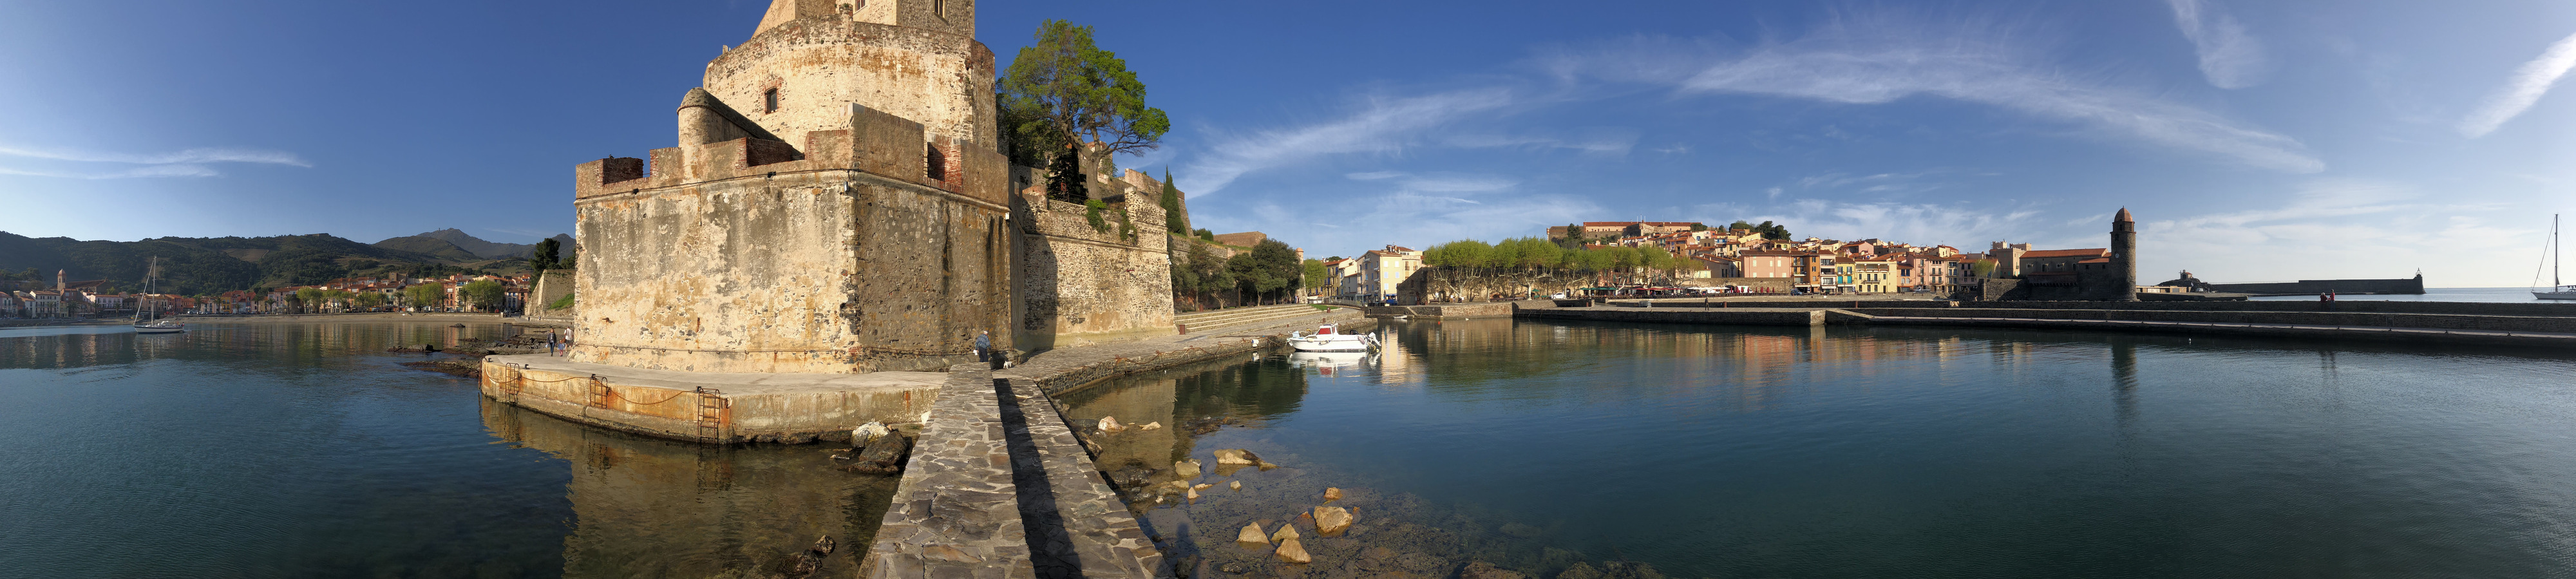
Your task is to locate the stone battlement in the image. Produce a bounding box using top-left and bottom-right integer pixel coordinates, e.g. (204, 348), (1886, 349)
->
(575, 102), (1007, 209)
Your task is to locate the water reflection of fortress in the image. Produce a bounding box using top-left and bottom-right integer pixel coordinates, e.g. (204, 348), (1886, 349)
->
(480, 399), (891, 578)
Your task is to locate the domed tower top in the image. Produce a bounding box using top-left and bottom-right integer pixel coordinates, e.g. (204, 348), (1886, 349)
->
(2114, 207), (2134, 223)
(698, 0), (996, 150)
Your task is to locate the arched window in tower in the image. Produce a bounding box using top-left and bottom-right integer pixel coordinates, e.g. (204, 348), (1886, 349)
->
(763, 88), (779, 113)
(932, 0), (945, 19)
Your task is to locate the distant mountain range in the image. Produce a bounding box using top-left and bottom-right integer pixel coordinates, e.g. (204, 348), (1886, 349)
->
(375, 229), (574, 261)
(0, 229), (570, 296)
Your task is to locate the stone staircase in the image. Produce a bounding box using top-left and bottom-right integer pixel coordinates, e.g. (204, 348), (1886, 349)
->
(1174, 303), (1337, 334)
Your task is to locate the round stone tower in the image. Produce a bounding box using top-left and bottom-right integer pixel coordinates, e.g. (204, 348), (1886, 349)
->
(2112, 207), (2138, 301)
(698, 0), (996, 149)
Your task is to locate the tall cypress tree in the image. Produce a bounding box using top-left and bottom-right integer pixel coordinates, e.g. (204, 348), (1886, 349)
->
(1159, 167), (1188, 234)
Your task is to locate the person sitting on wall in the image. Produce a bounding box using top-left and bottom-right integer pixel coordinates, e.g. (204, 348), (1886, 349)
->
(974, 330), (992, 363)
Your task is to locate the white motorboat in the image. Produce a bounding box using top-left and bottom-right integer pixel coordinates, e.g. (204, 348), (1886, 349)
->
(2539, 214), (2576, 300)
(1286, 323), (1378, 352)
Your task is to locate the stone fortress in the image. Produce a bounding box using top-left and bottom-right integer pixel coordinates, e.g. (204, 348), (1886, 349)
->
(563, 0), (1171, 376)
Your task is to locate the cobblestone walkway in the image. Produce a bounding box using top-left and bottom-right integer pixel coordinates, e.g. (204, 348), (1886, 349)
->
(866, 308), (1371, 579)
(860, 365), (1035, 579)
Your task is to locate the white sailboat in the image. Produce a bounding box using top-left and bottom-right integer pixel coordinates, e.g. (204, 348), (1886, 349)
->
(2539, 215), (2576, 300)
(134, 256), (185, 334)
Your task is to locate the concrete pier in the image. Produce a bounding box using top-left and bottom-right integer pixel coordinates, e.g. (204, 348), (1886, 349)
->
(480, 356), (943, 443)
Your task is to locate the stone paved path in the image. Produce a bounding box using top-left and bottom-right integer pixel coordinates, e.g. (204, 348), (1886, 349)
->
(860, 365), (1035, 579)
(866, 308), (1372, 579)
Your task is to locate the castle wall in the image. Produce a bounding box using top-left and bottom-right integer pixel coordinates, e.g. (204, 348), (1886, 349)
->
(524, 269), (576, 321)
(1012, 193), (1177, 351)
(571, 102), (1013, 374)
(705, 18), (996, 149)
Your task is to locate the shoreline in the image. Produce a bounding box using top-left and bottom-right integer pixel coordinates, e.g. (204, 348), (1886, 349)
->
(180, 312), (570, 327)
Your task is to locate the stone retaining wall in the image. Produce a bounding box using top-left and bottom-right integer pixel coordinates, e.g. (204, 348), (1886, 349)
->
(1361, 302), (1516, 319)
(1861, 308), (2576, 333)
(1517, 307), (1840, 326)
(1000, 377), (1165, 578)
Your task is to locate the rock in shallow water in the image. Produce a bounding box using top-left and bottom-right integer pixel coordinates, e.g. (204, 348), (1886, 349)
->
(1237, 522), (1270, 546)
(1461, 561), (1529, 579)
(1324, 487), (1343, 501)
(1215, 448), (1260, 465)
(1314, 506), (1353, 536)
(1270, 523), (1301, 543)
(1274, 537), (1312, 564)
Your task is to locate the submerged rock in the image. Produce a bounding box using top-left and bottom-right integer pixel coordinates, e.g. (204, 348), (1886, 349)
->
(1274, 537), (1312, 564)
(1314, 506), (1353, 536)
(1557, 562), (1602, 579)
(1214, 448), (1260, 465)
(1139, 421), (1162, 430)
(1237, 522), (1271, 546)
(838, 432), (911, 475)
(1599, 562), (1667, 579)
(1270, 523), (1301, 543)
(852, 422), (889, 444)
(1175, 459), (1202, 479)
(1098, 415), (1126, 433)
(1323, 487), (1343, 501)
(1461, 562), (1530, 579)
(1229, 480), (1242, 490)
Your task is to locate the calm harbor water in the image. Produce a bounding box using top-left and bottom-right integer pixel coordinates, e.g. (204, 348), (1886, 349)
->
(1057, 319), (2576, 578)
(0, 321), (891, 578)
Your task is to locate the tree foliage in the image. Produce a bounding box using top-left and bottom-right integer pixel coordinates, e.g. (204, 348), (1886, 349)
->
(999, 20), (1171, 156)
(527, 238), (562, 272)
(404, 283), (446, 310)
(1725, 220), (1792, 240)
(1159, 168), (1188, 234)
(459, 280), (506, 312)
(999, 20), (1168, 204)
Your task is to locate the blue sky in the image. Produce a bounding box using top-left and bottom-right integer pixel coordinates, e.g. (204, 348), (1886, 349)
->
(4, 1), (2575, 286)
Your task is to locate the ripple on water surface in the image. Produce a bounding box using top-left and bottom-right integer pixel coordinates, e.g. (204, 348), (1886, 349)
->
(1056, 319), (2576, 578)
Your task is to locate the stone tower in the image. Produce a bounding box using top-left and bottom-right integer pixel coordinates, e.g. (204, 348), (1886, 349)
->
(2111, 207), (2138, 301)
(567, 0), (1013, 374)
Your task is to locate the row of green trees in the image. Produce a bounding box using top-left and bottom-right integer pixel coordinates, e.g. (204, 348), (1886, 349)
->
(1171, 239), (1304, 310)
(1421, 237), (1707, 285)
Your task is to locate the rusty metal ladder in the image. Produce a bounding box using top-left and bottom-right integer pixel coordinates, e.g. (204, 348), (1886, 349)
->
(694, 387), (726, 442)
(586, 375), (611, 408)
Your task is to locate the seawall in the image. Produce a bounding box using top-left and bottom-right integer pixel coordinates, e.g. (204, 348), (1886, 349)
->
(2205, 277), (2426, 295)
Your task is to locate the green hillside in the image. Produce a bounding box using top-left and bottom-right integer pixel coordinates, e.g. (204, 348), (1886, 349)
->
(0, 231), (513, 296)
(370, 235), (484, 261)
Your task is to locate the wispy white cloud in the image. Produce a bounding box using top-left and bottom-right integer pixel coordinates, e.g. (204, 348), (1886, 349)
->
(1548, 15), (2323, 173)
(1179, 88), (1514, 195)
(0, 164), (222, 179)
(2145, 179), (2531, 284)
(1345, 171), (1406, 181)
(2458, 30), (2576, 138)
(0, 143), (310, 179)
(2164, 0), (2270, 89)
(0, 145), (310, 167)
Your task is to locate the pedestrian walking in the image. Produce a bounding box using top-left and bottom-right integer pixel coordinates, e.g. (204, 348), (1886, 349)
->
(973, 330), (992, 363)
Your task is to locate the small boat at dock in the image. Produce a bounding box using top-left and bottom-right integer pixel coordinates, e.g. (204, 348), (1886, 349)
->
(1286, 323), (1378, 352)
